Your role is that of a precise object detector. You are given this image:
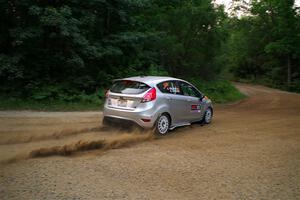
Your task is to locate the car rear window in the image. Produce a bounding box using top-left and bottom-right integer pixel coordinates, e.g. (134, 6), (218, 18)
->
(110, 80), (150, 94)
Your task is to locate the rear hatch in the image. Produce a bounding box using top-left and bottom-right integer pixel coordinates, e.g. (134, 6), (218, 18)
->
(107, 80), (150, 110)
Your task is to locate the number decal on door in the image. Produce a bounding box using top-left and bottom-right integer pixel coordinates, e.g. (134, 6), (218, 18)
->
(191, 105), (201, 112)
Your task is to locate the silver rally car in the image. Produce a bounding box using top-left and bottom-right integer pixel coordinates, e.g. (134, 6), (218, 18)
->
(103, 76), (213, 135)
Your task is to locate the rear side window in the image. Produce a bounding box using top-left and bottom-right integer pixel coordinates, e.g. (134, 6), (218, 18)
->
(157, 81), (181, 95)
(110, 80), (150, 94)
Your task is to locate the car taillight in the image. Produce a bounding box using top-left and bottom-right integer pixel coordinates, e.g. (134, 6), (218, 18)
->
(141, 87), (156, 103)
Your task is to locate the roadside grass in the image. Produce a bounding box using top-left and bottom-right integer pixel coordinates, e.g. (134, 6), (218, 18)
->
(0, 80), (245, 111)
(189, 79), (247, 103)
(0, 97), (103, 111)
(235, 78), (300, 93)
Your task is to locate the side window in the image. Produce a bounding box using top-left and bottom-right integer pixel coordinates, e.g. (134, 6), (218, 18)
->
(179, 82), (201, 98)
(157, 81), (173, 94)
(171, 81), (182, 95)
(157, 81), (181, 95)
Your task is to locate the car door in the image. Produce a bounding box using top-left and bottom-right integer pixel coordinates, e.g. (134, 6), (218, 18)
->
(157, 81), (187, 124)
(178, 81), (204, 122)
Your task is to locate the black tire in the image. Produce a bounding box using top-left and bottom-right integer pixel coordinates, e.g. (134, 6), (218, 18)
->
(102, 117), (111, 127)
(154, 114), (170, 135)
(201, 107), (213, 124)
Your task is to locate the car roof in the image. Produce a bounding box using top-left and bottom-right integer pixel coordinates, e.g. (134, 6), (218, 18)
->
(117, 76), (184, 86)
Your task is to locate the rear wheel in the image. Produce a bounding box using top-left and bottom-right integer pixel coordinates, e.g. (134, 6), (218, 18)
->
(154, 114), (170, 135)
(202, 107), (213, 124)
(101, 117), (115, 131)
(102, 117), (110, 127)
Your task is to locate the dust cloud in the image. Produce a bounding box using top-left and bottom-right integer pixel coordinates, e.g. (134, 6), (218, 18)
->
(1, 129), (155, 164)
(29, 131), (154, 158)
(0, 126), (106, 145)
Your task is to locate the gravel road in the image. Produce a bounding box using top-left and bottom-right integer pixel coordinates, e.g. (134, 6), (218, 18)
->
(0, 83), (299, 199)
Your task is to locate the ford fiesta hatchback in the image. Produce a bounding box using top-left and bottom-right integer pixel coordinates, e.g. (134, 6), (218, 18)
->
(103, 76), (213, 135)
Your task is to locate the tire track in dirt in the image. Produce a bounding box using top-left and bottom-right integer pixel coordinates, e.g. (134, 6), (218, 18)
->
(29, 132), (154, 158)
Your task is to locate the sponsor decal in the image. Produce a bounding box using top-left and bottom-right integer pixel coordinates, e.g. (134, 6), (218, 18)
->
(191, 105), (201, 111)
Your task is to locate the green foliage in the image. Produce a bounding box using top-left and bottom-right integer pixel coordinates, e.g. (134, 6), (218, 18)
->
(28, 84), (106, 105)
(143, 0), (226, 79)
(0, 54), (23, 81)
(0, 0), (231, 107)
(0, 86), (103, 111)
(290, 80), (300, 92)
(146, 64), (169, 76)
(0, 97), (103, 111)
(0, 80), (244, 110)
(3, 0), (299, 110)
(225, 0), (300, 91)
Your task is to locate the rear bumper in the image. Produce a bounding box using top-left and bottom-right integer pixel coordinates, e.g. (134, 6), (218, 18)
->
(102, 116), (143, 129)
(103, 106), (157, 128)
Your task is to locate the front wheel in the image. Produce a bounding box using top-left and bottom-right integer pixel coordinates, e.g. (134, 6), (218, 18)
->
(154, 114), (170, 135)
(202, 107), (213, 124)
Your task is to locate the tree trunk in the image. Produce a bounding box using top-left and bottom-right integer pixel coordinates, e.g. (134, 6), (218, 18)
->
(287, 54), (291, 88)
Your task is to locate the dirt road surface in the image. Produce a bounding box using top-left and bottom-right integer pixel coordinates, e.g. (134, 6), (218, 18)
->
(0, 83), (300, 199)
